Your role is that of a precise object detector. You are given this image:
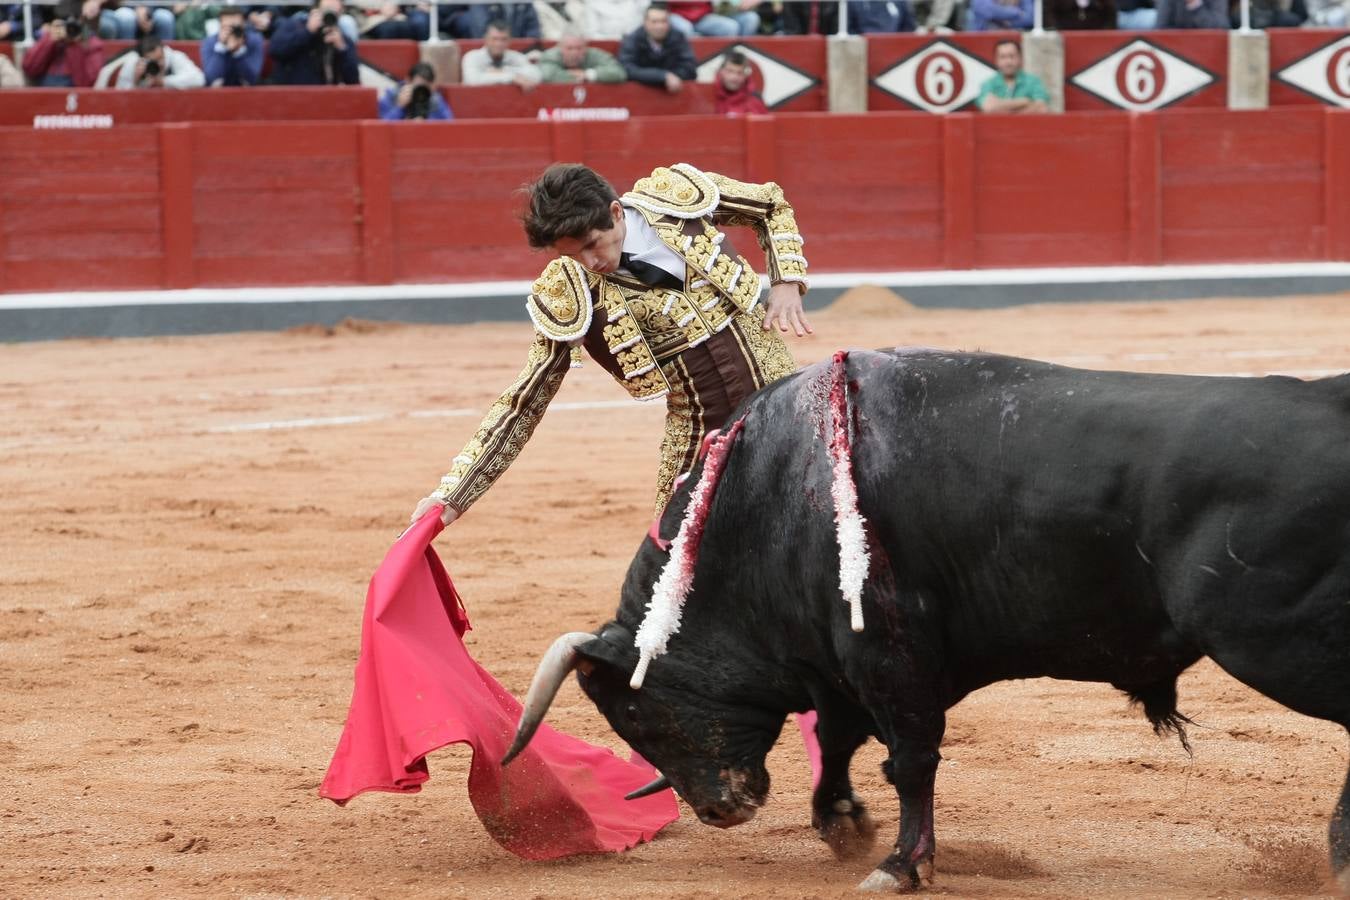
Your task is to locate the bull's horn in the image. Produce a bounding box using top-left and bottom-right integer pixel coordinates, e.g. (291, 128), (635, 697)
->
(501, 631), (594, 766)
(624, 775), (672, 801)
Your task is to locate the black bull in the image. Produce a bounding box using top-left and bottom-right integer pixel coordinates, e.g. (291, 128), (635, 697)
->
(505, 348), (1350, 892)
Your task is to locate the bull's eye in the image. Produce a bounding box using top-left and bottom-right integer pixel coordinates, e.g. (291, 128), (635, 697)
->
(624, 703), (639, 724)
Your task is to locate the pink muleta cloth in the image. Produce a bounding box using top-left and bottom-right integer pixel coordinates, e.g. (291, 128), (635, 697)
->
(319, 511), (678, 859)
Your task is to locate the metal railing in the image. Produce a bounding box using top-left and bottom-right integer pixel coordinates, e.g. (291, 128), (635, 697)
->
(11, 0), (1261, 49)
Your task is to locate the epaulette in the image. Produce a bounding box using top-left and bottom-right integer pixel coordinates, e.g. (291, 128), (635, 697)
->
(524, 257), (596, 342)
(622, 162), (720, 220)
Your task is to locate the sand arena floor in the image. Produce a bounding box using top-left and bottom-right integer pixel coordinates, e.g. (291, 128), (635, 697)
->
(3, 289), (1350, 898)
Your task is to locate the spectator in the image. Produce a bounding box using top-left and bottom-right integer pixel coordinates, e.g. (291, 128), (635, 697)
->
(0, 50), (20, 84)
(1116, 0), (1157, 26)
(21, 1), (105, 86)
(1305, 0), (1347, 24)
(849, 0), (916, 30)
(619, 3), (695, 94)
(441, 2), (539, 38)
(1, 4), (21, 40)
(714, 48), (766, 115)
(1047, 0), (1117, 27)
(113, 32), (205, 87)
(668, 1), (760, 36)
(533, 0), (583, 39)
(202, 6), (262, 85)
(977, 39), (1049, 114)
(969, 0), (1033, 27)
(247, 5), (282, 37)
(269, 0), (359, 85)
(1237, 0), (1306, 26)
(379, 60), (452, 118)
(782, 0), (838, 31)
(352, 1), (429, 40)
(1155, 0), (1226, 25)
(912, 0), (958, 30)
(286, 0), (357, 44)
(581, 0), (646, 38)
(174, 2), (220, 40)
(105, 3), (176, 39)
(461, 19), (540, 86)
(537, 27), (624, 83)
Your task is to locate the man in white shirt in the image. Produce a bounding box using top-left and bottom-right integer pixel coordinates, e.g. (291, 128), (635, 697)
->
(113, 34), (206, 89)
(459, 19), (540, 88)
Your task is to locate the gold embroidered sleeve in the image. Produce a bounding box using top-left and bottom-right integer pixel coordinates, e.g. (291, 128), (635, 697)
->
(429, 334), (572, 513)
(706, 171), (809, 292)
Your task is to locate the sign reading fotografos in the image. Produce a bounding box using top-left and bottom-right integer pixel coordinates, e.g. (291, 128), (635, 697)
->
(871, 40), (995, 114)
(1070, 39), (1217, 111)
(1276, 34), (1350, 107)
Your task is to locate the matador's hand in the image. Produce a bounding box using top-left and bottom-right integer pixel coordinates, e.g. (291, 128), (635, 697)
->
(763, 282), (813, 337)
(409, 495), (460, 528)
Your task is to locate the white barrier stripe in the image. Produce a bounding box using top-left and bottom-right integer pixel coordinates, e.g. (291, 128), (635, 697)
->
(6, 262), (1350, 310)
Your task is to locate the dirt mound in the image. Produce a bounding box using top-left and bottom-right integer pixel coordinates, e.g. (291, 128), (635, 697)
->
(819, 284), (916, 319)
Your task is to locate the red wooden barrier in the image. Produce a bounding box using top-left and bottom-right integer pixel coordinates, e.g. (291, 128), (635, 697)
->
(0, 86), (377, 126)
(1269, 28), (1350, 108)
(1063, 30), (1227, 111)
(442, 82), (720, 118)
(2, 107), (1348, 295)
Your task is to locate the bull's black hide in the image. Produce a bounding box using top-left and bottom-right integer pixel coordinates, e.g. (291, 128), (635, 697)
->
(523, 349), (1350, 893)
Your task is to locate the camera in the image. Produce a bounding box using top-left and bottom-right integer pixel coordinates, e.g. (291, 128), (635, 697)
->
(408, 83), (432, 119)
(62, 16), (83, 39)
(321, 10), (338, 29)
(228, 23), (245, 39)
(144, 59), (161, 77)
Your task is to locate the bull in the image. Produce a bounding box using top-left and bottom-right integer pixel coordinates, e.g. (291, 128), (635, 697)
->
(503, 348), (1350, 893)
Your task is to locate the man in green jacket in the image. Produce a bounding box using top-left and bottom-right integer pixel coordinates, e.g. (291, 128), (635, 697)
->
(977, 39), (1050, 114)
(538, 27), (626, 84)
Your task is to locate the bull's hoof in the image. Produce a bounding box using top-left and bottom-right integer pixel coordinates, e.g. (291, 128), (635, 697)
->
(857, 869), (903, 892)
(1335, 866), (1349, 897)
(814, 798), (878, 860)
(915, 859), (934, 888)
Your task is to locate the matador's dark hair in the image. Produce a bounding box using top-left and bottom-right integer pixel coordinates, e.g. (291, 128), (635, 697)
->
(521, 163), (620, 249)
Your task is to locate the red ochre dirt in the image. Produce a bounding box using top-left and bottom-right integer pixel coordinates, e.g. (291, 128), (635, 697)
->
(3, 289), (1349, 898)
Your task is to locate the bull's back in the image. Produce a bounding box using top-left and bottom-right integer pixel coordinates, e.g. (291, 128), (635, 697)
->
(825, 350), (1350, 695)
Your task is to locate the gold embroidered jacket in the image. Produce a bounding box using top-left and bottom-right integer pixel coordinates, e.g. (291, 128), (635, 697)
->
(431, 163), (810, 514)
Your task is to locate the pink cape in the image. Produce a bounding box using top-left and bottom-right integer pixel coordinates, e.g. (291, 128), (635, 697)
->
(319, 512), (679, 860)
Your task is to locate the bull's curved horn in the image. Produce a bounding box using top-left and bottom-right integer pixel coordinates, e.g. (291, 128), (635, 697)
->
(624, 774), (671, 801)
(501, 631), (594, 766)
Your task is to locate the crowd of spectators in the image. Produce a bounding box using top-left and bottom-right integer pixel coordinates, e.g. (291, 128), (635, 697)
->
(2, 0), (1345, 97)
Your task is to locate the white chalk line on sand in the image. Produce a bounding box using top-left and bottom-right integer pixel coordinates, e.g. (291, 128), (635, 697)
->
(205, 399), (652, 434)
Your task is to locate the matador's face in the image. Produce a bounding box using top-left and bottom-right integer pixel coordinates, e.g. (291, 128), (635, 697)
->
(550, 201), (626, 276)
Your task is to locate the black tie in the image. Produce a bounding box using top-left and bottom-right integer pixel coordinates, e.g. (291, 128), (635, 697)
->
(620, 252), (683, 291)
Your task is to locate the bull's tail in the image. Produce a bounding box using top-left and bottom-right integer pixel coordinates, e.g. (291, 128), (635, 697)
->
(828, 350), (869, 633)
(1125, 681), (1195, 756)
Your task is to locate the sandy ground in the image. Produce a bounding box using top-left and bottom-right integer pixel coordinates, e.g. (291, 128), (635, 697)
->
(3, 289), (1349, 899)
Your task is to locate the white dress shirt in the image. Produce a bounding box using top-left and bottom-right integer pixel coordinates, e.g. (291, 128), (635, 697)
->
(620, 203), (686, 285)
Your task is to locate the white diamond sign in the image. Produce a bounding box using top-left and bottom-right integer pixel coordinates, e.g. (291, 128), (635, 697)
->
(696, 44), (818, 109)
(1070, 39), (1215, 111)
(872, 40), (995, 114)
(1276, 35), (1350, 108)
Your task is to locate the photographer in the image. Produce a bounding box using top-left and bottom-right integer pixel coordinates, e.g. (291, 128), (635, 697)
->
(269, 0), (359, 85)
(202, 6), (263, 86)
(113, 32), (206, 88)
(378, 61), (452, 120)
(20, 0), (105, 87)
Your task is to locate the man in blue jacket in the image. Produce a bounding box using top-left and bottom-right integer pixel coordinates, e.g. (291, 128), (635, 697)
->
(618, 3), (695, 95)
(269, 0), (358, 85)
(202, 6), (264, 86)
(378, 62), (453, 120)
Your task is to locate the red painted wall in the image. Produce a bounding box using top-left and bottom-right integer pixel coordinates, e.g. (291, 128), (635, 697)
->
(2, 107), (1348, 295)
